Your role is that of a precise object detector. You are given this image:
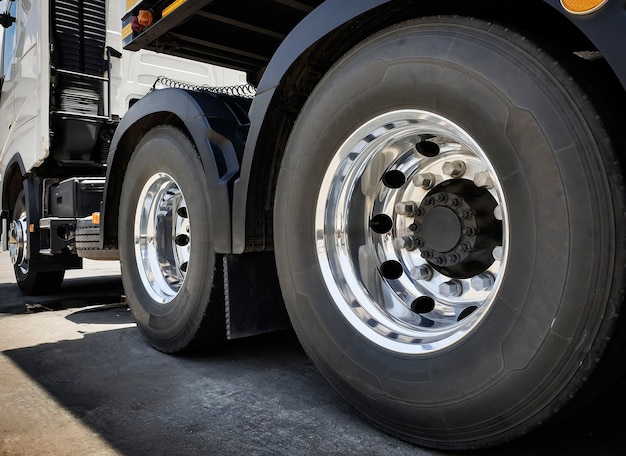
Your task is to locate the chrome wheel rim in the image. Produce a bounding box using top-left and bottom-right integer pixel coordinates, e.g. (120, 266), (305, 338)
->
(135, 173), (190, 304)
(315, 110), (509, 354)
(9, 211), (28, 273)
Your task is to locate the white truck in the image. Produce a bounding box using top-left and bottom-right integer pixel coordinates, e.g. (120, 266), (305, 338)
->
(0, 0), (244, 289)
(3, 0), (626, 451)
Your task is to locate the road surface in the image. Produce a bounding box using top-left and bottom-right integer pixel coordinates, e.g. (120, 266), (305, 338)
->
(0, 254), (624, 455)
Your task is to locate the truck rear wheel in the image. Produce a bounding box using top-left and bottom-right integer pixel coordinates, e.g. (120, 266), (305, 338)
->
(274, 17), (626, 449)
(119, 125), (225, 353)
(9, 190), (65, 295)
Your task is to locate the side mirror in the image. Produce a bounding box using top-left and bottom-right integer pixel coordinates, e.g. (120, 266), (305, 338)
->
(0, 13), (14, 28)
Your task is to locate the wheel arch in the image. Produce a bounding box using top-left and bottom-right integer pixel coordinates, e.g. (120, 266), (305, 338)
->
(102, 88), (244, 253)
(1, 154), (26, 217)
(231, 0), (626, 253)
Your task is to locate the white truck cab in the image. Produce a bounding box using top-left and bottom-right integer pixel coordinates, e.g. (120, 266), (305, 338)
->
(0, 0), (243, 294)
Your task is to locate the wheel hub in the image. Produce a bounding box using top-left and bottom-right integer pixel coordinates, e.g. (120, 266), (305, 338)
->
(413, 181), (501, 277)
(134, 172), (190, 304)
(420, 205), (462, 252)
(8, 216), (27, 268)
(316, 109), (508, 353)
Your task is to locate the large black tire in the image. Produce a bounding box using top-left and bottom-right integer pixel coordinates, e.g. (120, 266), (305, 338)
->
(274, 17), (626, 450)
(119, 125), (225, 353)
(11, 190), (65, 295)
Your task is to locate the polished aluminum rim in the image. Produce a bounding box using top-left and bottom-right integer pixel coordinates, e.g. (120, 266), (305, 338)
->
(315, 110), (508, 354)
(9, 211), (28, 273)
(134, 173), (190, 303)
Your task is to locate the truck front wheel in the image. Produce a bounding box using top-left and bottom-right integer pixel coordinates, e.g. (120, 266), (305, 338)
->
(9, 190), (65, 295)
(274, 17), (626, 449)
(119, 125), (225, 353)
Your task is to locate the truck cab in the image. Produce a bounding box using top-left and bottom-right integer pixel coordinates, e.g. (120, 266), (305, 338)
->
(0, 0), (244, 294)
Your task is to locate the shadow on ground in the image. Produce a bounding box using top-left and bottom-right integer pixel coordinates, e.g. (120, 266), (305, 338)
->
(3, 306), (625, 456)
(0, 274), (124, 314)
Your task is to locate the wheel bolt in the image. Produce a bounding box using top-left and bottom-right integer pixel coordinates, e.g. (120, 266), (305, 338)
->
(435, 193), (448, 203)
(447, 253), (461, 263)
(474, 171), (494, 188)
(410, 264), (434, 281)
(394, 235), (419, 251)
(439, 280), (463, 297)
(471, 273), (495, 291)
(408, 223), (420, 232)
(492, 246), (503, 261)
(462, 226), (477, 236)
(434, 256), (446, 266)
(459, 210), (473, 220)
(413, 173), (436, 190)
(395, 201), (418, 216)
(442, 160), (467, 178)
(457, 242), (472, 253)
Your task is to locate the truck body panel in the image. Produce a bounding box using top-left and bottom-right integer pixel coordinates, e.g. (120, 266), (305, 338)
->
(0, 0), (48, 173)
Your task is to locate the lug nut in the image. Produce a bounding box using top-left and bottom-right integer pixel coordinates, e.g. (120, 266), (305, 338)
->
(462, 226), (477, 236)
(395, 201), (418, 216)
(408, 223), (420, 232)
(457, 242), (472, 253)
(442, 160), (467, 178)
(439, 280), (463, 297)
(394, 235), (419, 251)
(474, 171), (494, 188)
(459, 210), (473, 220)
(413, 173), (436, 190)
(493, 205), (503, 221)
(410, 264), (434, 281)
(492, 246), (503, 261)
(471, 273), (495, 291)
(447, 253), (461, 263)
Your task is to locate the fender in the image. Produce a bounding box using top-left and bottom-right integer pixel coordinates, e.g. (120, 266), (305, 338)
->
(230, 0), (626, 253)
(231, 0), (392, 253)
(0, 154), (26, 250)
(1, 153), (26, 212)
(102, 88), (246, 253)
(544, 0), (626, 87)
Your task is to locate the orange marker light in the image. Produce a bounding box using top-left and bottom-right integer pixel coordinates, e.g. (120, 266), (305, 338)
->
(561, 0), (609, 14)
(29, 224), (35, 233)
(91, 212), (101, 225)
(138, 9), (153, 27)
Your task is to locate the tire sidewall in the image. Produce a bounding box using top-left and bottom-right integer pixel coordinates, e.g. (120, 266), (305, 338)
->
(275, 18), (618, 444)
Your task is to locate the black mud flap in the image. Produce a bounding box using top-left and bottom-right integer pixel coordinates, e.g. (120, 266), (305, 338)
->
(224, 252), (291, 339)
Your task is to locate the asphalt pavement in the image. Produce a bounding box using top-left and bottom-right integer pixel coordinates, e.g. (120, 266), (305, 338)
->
(0, 253), (624, 456)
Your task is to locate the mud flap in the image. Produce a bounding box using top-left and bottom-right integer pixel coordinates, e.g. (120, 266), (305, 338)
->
(224, 252), (291, 339)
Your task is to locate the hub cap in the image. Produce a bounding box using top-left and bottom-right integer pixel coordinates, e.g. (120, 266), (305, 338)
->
(135, 173), (190, 304)
(315, 110), (508, 354)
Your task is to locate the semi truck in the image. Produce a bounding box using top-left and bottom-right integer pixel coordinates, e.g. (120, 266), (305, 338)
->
(2, 0), (626, 450)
